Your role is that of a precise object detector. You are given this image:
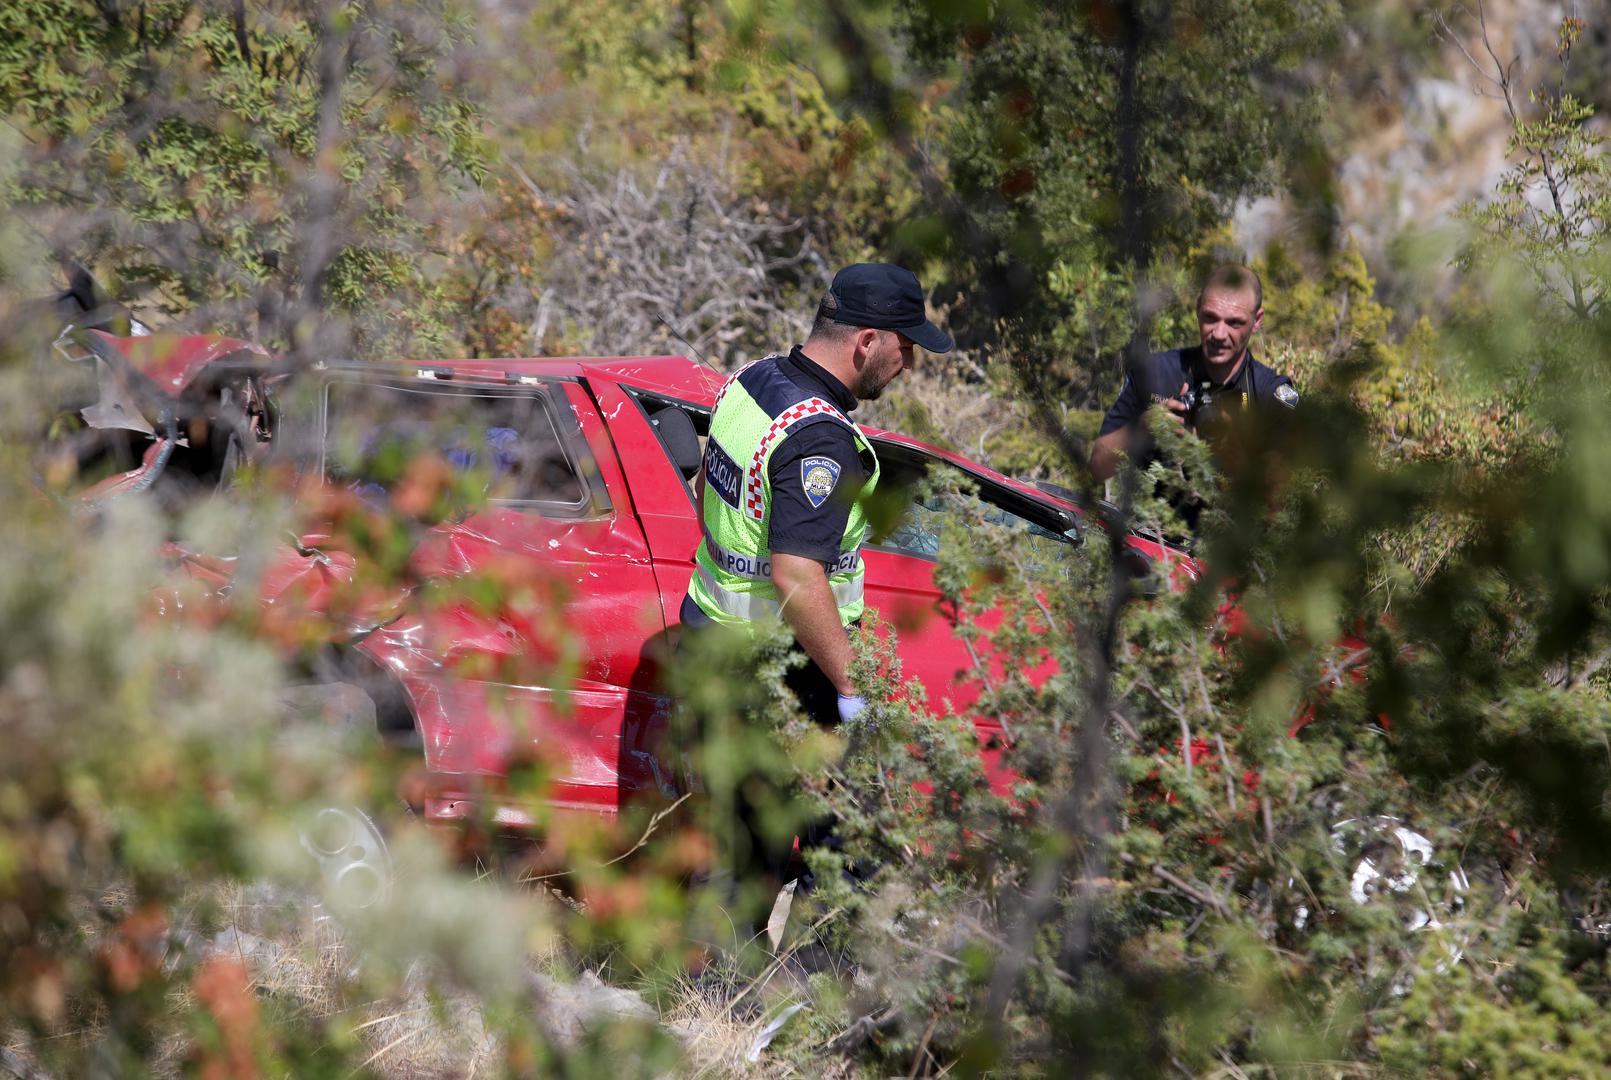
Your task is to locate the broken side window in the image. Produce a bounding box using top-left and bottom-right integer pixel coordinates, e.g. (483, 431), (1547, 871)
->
(320, 379), (595, 517)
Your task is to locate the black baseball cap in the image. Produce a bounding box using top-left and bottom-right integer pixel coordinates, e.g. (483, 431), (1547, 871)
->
(822, 263), (954, 354)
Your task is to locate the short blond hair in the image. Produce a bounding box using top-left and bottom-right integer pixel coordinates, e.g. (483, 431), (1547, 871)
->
(1197, 264), (1263, 311)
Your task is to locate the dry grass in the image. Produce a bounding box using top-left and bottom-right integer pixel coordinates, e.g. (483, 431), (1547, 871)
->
(213, 883), (503, 1078)
(661, 887), (871, 1080)
(663, 975), (771, 1078)
(216, 881), (824, 1079)
(12, 877), (854, 1078)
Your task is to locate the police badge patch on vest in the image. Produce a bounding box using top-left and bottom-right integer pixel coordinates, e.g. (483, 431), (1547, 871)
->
(800, 455), (841, 509)
(1275, 384), (1299, 408)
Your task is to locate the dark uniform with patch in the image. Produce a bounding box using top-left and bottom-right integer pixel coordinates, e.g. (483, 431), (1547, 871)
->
(1098, 346), (1298, 529)
(1098, 346), (1298, 445)
(757, 348), (871, 565)
(678, 348), (875, 886)
(680, 345), (873, 717)
(677, 263), (951, 894)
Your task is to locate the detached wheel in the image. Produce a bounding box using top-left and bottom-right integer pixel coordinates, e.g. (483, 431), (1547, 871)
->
(1335, 818), (1469, 933)
(300, 805), (393, 912)
(278, 665), (413, 915)
(1290, 815), (1471, 990)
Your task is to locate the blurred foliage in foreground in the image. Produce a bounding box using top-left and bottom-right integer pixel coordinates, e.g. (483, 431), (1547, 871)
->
(5, 1), (1611, 1078)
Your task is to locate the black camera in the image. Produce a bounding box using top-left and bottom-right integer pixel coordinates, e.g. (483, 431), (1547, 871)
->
(1180, 380), (1213, 432)
(1182, 379), (1245, 439)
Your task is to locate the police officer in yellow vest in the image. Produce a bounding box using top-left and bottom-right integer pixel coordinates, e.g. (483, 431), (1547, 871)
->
(680, 263), (954, 730)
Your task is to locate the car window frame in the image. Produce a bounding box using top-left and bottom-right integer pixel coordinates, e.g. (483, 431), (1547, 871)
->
(620, 386), (711, 511)
(862, 441), (1083, 563)
(618, 387), (1082, 563)
(317, 371), (607, 520)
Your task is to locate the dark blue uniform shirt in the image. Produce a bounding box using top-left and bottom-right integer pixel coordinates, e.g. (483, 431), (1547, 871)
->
(765, 347), (870, 563)
(681, 347), (869, 630)
(1098, 346), (1297, 444)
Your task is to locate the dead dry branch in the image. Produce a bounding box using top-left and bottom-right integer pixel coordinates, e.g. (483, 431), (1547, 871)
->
(518, 135), (830, 370)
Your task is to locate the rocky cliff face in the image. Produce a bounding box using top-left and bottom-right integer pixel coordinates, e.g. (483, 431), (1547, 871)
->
(1235, 0), (1596, 276)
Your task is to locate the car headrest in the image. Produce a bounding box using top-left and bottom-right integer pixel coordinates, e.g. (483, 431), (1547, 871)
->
(650, 405), (702, 479)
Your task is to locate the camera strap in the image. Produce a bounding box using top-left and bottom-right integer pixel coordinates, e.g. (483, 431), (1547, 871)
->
(1189, 349), (1255, 407)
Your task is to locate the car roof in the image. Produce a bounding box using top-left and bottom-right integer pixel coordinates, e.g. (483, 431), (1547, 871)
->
(92, 330), (271, 393)
(117, 339), (1080, 520)
(329, 352), (1081, 519)
(92, 335), (1194, 569)
(353, 354), (727, 402)
(566, 355), (1070, 518)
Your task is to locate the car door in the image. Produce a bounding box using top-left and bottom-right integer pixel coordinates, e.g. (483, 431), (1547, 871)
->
(596, 382), (1081, 746)
(863, 444), (1076, 699)
(859, 442), (1083, 770)
(584, 378), (706, 611)
(315, 370), (672, 821)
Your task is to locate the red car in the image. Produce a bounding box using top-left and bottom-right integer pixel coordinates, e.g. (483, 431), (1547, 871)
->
(68, 332), (1190, 870)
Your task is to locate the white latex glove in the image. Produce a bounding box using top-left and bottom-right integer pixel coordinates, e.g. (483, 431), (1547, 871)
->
(836, 693), (868, 725)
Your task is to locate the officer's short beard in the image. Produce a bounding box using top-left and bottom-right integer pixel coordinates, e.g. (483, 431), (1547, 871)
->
(852, 346), (899, 400)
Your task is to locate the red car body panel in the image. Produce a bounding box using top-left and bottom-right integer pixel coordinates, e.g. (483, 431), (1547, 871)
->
(97, 339), (1192, 828)
(93, 328), (270, 392)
